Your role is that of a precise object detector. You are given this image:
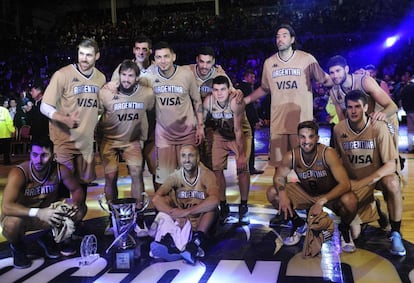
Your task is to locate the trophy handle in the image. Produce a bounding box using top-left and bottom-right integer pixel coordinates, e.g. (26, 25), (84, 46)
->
(137, 192), (150, 213)
(97, 193), (111, 214)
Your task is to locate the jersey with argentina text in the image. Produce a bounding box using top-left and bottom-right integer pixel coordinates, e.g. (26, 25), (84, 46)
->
(98, 83), (154, 143)
(187, 64), (233, 100)
(165, 163), (217, 213)
(292, 144), (338, 196)
(15, 161), (61, 208)
(206, 94), (251, 140)
(333, 118), (397, 180)
(261, 50), (327, 134)
(153, 65), (201, 146)
(43, 64), (106, 153)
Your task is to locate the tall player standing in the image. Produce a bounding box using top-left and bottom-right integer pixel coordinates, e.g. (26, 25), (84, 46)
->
(40, 38), (106, 254)
(243, 24), (332, 225)
(152, 41), (204, 188)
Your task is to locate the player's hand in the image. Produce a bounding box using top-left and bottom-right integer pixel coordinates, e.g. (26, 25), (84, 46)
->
(278, 193), (293, 220)
(169, 208), (189, 219)
(65, 111), (80, 129)
(104, 80), (119, 93)
(36, 207), (65, 226)
(230, 88), (244, 104)
(369, 111), (386, 123)
(236, 156), (247, 175)
(195, 127), (204, 146)
(308, 202), (323, 217)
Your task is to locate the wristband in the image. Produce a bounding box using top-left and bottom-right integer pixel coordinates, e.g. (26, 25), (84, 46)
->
(28, 208), (39, 217)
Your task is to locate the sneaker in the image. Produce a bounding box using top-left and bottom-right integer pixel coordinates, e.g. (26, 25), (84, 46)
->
(10, 243), (31, 269)
(390, 231), (406, 256)
(37, 233), (61, 259)
(60, 238), (77, 256)
(239, 204), (250, 225)
(269, 213), (289, 227)
(150, 242), (181, 261)
(219, 203), (237, 224)
(341, 230), (356, 253)
(283, 231), (301, 246)
(181, 233), (204, 264)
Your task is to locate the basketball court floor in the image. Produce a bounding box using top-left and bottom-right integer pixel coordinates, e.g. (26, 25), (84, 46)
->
(0, 126), (413, 283)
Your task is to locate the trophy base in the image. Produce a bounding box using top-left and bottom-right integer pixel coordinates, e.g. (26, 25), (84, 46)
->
(112, 248), (134, 270)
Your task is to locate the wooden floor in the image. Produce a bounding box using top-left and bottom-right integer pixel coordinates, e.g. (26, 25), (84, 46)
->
(0, 150), (413, 243)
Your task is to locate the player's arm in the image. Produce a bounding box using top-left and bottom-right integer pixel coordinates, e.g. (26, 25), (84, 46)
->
(231, 99), (247, 173)
(1, 168), (32, 217)
(243, 86), (268, 105)
(362, 75), (398, 120)
(351, 159), (396, 191)
(317, 147), (351, 205)
(40, 102), (80, 129)
(60, 164), (87, 222)
(273, 151), (294, 218)
(202, 95), (211, 122)
(152, 178), (176, 214)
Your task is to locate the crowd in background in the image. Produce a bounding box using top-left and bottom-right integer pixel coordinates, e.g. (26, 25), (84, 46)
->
(0, 0), (413, 128)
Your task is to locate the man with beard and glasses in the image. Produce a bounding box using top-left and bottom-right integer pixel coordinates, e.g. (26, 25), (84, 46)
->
(1, 138), (87, 268)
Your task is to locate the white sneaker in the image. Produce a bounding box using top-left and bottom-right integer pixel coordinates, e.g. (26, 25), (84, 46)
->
(283, 231), (301, 246)
(341, 230), (356, 253)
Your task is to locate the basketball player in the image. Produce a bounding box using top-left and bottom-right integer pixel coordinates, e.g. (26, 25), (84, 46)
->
(98, 60), (154, 206)
(109, 35), (158, 190)
(334, 90), (405, 256)
(1, 138), (87, 268)
(204, 75), (252, 225)
(41, 38), (106, 191)
(151, 144), (219, 264)
(152, 41), (204, 187)
(187, 46), (234, 170)
(268, 121), (358, 252)
(244, 24), (332, 169)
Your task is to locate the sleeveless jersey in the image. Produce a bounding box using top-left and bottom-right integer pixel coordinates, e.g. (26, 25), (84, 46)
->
(261, 50), (327, 134)
(292, 144), (338, 196)
(98, 83), (154, 143)
(164, 163), (217, 211)
(206, 95), (251, 140)
(153, 65), (201, 146)
(333, 118), (397, 180)
(16, 161), (62, 208)
(43, 64), (106, 153)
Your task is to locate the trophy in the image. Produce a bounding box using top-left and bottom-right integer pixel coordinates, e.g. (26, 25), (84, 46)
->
(98, 193), (149, 269)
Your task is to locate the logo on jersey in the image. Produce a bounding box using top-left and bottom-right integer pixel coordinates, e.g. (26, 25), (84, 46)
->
(24, 184), (56, 197)
(297, 169), (328, 180)
(154, 85), (184, 94)
(113, 102), (144, 111)
(73, 85), (100, 95)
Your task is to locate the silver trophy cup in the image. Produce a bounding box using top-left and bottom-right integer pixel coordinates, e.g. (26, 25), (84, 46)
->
(98, 193), (149, 253)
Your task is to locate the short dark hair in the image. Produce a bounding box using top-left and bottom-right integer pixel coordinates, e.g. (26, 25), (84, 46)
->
(153, 41), (174, 53)
(327, 55), (348, 70)
(31, 137), (54, 152)
(297, 120), (319, 135)
(78, 38), (99, 54)
(197, 46), (215, 58)
(30, 78), (44, 92)
(134, 35), (152, 49)
(212, 75), (230, 88)
(345, 89), (368, 106)
(243, 68), (255, 77)
(119, 59), (140, 77)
